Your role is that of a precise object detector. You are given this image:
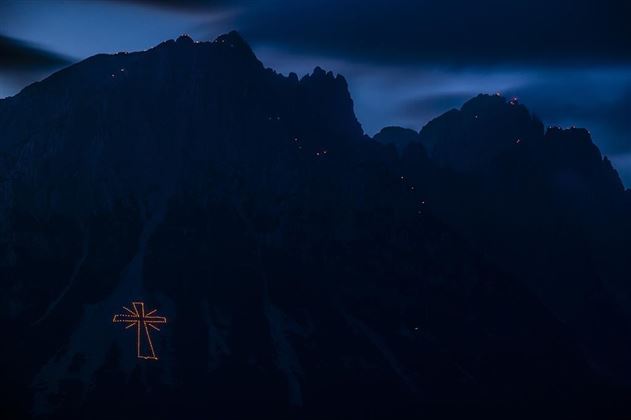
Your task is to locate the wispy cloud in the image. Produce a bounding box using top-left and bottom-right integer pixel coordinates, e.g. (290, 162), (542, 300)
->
(0, 34), (71, 71)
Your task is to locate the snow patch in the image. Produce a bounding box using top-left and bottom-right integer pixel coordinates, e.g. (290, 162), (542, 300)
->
(32, 196), (172, 415)
(341, 309), (419, 394)
(263, 298), (304, 406)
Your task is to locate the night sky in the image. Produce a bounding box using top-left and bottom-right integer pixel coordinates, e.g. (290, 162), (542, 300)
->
(1, 0), (630, 183)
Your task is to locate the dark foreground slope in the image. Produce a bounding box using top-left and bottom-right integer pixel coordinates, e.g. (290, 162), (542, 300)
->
(1, 33), (630, 419)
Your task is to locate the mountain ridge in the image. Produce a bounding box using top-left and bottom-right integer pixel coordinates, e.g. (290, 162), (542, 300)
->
(1, 32), (631, 420)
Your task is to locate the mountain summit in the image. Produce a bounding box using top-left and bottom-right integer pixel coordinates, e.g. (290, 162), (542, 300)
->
(1, 33), (630, 420)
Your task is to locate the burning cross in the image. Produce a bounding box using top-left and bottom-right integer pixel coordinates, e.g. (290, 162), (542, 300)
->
(113, 302), (167, 360)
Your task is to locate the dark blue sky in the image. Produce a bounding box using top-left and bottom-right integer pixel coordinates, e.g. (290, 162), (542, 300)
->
(1, 0), (630, 183)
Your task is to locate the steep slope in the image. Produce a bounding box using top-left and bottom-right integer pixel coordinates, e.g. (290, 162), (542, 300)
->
(404, 94), (631, 391)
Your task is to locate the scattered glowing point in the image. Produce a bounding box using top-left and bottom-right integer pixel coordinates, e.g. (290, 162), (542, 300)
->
(113, 302), (167, 360)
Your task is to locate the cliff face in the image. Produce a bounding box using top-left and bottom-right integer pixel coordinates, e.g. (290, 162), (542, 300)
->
(0, 32), (362, 216)
(411, 94), (631, 392)
(1, 33), (630, 420)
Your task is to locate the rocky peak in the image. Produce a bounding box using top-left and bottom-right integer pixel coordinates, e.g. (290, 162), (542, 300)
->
(176, 34), (194, 45)
(543, 127), (624, 193)
(419, 93), (544, 171)
(373, 126), (421, 154)
(213, 30), (256, 58)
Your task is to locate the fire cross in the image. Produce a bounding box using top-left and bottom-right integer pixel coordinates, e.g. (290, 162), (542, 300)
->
(113, 302), (167, 360)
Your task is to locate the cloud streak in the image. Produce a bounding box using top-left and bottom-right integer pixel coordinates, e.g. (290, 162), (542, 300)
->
(112, 0), (245, 12)
(0, 35), (71, 71)
(239, 0), (631, 67)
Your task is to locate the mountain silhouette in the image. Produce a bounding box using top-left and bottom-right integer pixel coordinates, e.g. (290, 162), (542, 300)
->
(1, 32), (630, 420)
(374, 126), (422, 154)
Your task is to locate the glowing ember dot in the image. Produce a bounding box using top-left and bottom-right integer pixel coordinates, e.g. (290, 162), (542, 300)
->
(515, 139), (521, 144)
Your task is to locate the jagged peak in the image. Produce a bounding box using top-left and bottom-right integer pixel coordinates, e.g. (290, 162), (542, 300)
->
(546, 126), (591, 139)
(312, 66), (328, 78)
(374, 126), (419, 143)
(421, 93), (543, 136)
(150, 31), (256, 60)
(374, 126), (423, 155)
(542, 126), (625, 192)
(462, 92), (505, 107)
(176, 34), (194, 44)
(544, 126), (599, 152)
(375, 126), (419, 136)
(544, 126), (604, 166)
(460, 93), (529, 115)
(418, 93), (546, 171)
(303, 66), (346, 83)
(214, 31), (250, 50)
